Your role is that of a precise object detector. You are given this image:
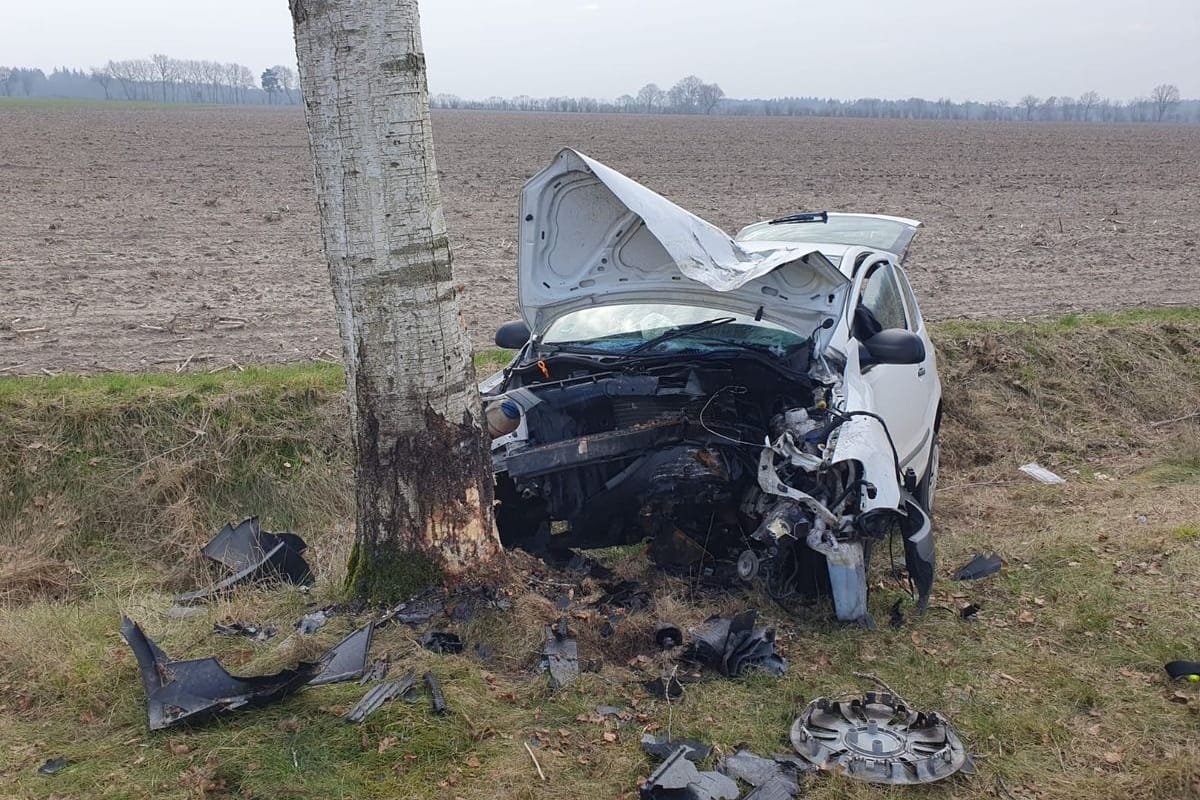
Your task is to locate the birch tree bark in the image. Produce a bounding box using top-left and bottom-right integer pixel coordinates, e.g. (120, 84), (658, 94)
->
(290, 0), (501, 601)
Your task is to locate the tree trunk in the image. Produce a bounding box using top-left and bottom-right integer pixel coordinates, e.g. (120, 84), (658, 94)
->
(290, 0), (502, 602)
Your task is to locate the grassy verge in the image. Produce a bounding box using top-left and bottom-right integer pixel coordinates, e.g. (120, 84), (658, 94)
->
(2, 312), (1199, 799)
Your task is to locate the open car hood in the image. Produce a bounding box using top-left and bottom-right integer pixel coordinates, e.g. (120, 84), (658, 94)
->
(518, 149), (850, 344)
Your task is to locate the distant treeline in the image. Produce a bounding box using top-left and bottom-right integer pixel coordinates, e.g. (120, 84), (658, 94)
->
(433, 76), (1197, 124)
(2, 61), (1195, 124)
(1, 58), (298, 105)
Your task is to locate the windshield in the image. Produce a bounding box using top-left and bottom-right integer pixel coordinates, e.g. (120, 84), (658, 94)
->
(541, 303), (808, 355)
(736, 215), (917, 255)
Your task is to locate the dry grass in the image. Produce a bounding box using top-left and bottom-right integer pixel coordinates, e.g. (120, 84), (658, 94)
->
(1, 311), (1199, 799)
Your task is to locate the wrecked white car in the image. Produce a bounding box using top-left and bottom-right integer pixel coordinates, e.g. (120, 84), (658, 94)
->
(481, 149), (941, 625)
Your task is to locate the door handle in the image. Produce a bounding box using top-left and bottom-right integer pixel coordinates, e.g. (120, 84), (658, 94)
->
(918, 367), (927, 377)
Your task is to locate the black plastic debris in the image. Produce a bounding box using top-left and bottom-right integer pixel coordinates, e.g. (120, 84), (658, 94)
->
(121, 616), (318, 731)
(37, 757), (71, 776)
(952, 553), (1002, 582)
(888, 600), (905, 630)
(296, 607), (334, 635)
(643, 676), (684, 700)
(684, 610), (787, 678)
(541, 616), (579, 689)
(599, 580), (652, 613)
(360, 657), (390, 684)
(718, 749), (811, 800)
(381, 596), (443, 626)
(345, 669), (416, 723)
(420, 630), (464, 655)
(960, 603), (982, 620)
(1165, 661), (1200, 681)
(178, 517), (313, 604)
(424, 671), (448, 715)
(213, 622), (277, 642)
(655, 623), (684, 650)
(640, 746), (739, 800)
(310, 623), (374, 686)
(641, 733), (713, 762)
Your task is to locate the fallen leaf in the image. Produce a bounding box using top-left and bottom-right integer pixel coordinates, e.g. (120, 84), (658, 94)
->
(1085, 724), (1102, 736)
(1103, 751), (1123, 765)
(378, 736), (399, 754)
(1018, 611), (1036, 624)
(169, 742), (192, 756)
(603, 732), (618, 743)
(464, 755), (481, 768)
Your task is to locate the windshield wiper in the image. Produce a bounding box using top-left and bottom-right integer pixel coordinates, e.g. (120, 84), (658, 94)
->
(624, 317), (737, 355)
(768, 211), (828, 225)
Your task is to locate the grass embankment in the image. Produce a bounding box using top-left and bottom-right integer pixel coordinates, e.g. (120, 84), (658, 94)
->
(1, 312), (1199, 799)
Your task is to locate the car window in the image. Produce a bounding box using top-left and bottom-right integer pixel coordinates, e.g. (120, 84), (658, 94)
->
(541, 303), (807, 354)
(895, 268), (924, 332)
(859, 264), (909, 331)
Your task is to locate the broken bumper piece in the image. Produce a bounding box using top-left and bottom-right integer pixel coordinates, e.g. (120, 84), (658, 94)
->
(344, 669), (417, 723)
(789, 691), (970, 784)
(684, 610), (787, 678)
(121, 616), (319, 731)
(641, 746), (739, 800)
(309, 623), (375, 686)
(177, 517), (313, 604)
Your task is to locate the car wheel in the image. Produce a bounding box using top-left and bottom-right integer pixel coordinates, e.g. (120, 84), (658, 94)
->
(916, 433), (939, 515)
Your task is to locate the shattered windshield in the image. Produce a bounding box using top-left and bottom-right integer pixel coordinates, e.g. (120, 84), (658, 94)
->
(542, 303), (808, 355)
(737, 215), (916, 255)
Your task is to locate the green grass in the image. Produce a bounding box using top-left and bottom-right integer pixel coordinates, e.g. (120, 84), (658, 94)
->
(3, 314), (1200, 798)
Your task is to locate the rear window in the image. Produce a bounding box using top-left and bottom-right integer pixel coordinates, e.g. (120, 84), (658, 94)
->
(738, 215), (916, 254)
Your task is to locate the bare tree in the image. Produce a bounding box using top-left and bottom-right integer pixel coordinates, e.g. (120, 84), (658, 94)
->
(291, 0), (502, 600)
(697, 82), (724, 114)
(272, 64), (298, 103)
(668, 75), (705, 113)
(89, 67), (114, 100)
(1020, 94), (1040, 121)
(1152, 83), (1180, 121)
(636, 82), (665, 113)
(0, 67), (10, 97)
(151, 53), (175, 102)
(1079, 90), (1100, 122)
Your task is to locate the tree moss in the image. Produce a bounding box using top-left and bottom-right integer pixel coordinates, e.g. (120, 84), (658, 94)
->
(345, 537), (444, 604)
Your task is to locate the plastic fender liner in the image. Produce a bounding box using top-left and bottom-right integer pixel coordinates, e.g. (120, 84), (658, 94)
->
(900, 495), (935, 610)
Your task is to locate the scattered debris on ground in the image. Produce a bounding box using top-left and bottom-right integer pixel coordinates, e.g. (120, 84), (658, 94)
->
(296, 606), (334, 634)
(121, 616), (319, 730)
(310, 623), (374, 686)
(718, 749), (812, 799)
(1165, 661), (1200, 682)
(640, 746), (739, 800)
(177, 517), (313, 604)
(420, 630), (464, 655)
(212, 621), (276, 642)
(540, 616), (580, 689)
(1019, 463), (1066, 484)
(952, 553), (1003, 581)
(643, 676), (685, 700)
(789, 689), (971, 784)
(684, 610), (786, 678)
(36, 756), (71, 776)
(641, 734), (713, 762)
(344, 669), (417, 724)
(424, 671), (448, 715)
(655, 622), (684, 649)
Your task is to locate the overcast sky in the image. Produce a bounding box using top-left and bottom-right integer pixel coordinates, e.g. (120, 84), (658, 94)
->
(3, 0), (1196, 101)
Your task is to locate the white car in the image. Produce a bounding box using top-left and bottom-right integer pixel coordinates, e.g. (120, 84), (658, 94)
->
(482, 149), (941, 625)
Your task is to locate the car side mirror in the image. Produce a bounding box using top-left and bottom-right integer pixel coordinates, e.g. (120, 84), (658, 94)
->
(494, 319), (531, 350)
(859, 329), (925, 368)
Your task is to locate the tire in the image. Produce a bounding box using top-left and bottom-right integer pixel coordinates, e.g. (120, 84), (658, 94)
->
(916, 432), (939, 515)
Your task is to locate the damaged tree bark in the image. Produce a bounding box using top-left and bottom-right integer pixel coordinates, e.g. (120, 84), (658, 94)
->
(291, 0), (501, 601)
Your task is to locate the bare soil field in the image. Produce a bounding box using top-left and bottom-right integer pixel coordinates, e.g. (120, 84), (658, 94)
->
(1, 106), (1198, 374)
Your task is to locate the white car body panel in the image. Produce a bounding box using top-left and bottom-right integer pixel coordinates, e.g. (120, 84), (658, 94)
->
(518, 148), (849, 350)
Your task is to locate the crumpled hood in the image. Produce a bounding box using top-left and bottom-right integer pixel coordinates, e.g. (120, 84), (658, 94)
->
(517, 149), (849, 343)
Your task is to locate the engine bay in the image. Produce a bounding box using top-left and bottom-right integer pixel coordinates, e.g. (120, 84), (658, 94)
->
(488, 350), (932, 624)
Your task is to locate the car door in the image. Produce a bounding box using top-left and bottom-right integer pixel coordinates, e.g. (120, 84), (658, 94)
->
(854, 261), (937, 481)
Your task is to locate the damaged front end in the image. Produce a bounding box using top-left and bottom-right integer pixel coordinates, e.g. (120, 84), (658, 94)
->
(488, 147), (935, 624)
(490, 354), (933, 624)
